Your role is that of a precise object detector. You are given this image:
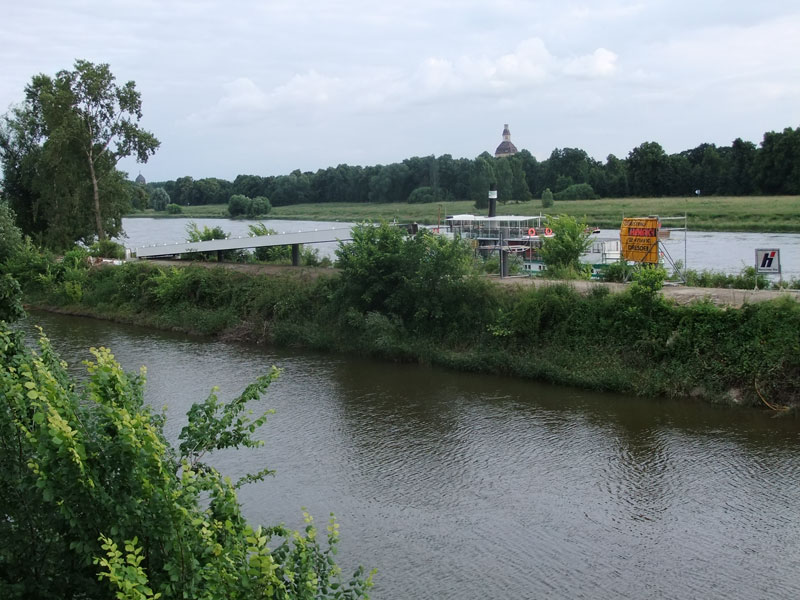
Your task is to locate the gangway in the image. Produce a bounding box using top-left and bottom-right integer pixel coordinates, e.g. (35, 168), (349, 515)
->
(135, 226), (353, 265)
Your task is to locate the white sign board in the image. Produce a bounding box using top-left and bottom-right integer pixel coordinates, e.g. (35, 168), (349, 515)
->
(755, 248), (781, 274)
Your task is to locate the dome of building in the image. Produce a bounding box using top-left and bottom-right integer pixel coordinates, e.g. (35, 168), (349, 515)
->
(494, 123), (518, 158)
(135, 173), (146, 185)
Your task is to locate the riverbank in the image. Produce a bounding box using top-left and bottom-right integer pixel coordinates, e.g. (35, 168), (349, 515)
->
(14, 249), (800, 411)
(143, 259), (799, 308)
(126, 195), (800, 232)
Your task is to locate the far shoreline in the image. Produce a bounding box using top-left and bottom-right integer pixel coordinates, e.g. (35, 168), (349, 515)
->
(125, 195), (800, 233)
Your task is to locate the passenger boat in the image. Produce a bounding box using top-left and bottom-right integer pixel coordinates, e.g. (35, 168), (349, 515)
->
(443, 214), (621, 278)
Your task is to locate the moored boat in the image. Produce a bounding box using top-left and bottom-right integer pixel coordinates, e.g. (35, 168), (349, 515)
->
(444, 214), (622, 278)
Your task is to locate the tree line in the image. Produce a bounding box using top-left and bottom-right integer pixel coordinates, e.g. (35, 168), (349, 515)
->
(147, 126), (800, 209)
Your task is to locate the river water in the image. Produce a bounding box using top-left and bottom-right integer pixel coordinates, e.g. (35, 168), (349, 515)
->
(16, 310), (800, 600)
(119, 218), (800, 279)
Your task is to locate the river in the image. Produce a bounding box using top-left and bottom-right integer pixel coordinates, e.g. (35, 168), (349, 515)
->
(16, 310), (800, 600)
(119, 218), (800, 280)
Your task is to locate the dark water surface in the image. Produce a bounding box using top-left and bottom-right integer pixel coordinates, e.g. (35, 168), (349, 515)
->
(18, 311), (800, 599)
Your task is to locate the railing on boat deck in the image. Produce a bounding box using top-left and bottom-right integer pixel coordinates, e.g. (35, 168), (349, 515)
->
(446, 216), (547, 240)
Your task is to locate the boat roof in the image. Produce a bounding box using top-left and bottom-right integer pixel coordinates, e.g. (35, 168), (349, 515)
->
(446, 214), (543, 223)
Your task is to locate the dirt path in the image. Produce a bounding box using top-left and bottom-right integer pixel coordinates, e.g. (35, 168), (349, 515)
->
(492, 276), (798, 307)
(143, 259), (798, 308)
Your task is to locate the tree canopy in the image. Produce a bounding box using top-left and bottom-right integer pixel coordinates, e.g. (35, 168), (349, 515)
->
(146, 123), (800, 216)
(0, 60), (159, 249)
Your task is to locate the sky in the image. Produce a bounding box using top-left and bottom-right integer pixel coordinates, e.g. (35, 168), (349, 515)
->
(2, 1), (800, 182)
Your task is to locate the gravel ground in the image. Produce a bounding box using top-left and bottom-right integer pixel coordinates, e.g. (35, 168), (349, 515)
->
(143, 259), (798, 308)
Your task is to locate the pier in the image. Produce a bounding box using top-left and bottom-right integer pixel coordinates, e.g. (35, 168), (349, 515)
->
(135, 225), (353, 265)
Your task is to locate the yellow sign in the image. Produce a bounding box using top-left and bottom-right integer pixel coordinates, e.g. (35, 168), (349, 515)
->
(620, 217), (660, 263)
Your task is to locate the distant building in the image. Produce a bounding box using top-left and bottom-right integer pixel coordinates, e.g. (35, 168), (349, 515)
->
(135, 173), (146, 185)
(494, 124), (518, 158)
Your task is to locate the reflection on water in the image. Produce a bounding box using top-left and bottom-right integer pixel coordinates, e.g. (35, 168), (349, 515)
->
(16, 311), (800, 600)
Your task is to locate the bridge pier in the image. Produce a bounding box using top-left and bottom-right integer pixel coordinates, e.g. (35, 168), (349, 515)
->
(292, 244), (300, 266)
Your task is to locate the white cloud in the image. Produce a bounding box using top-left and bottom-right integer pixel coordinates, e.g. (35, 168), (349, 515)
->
(569, 2), (645, 20)
(3, 1), (800, 179)
(563, 48), (619, 78)
(191, 38), (619, 125)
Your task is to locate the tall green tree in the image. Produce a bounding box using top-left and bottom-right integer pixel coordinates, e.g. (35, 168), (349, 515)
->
(510, 157), (533, 203)
(627, 141), (670, 196)
(469, 153), (496, 209)
(494, 157), (514, 203)
(150, 187), (170, 211)
(753, 127), (800, 194)
(0, 60), (159, 246)
(725, 137), (757, 195)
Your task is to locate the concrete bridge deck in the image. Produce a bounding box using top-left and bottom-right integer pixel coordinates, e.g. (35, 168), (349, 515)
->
(135, 225), (353, 262)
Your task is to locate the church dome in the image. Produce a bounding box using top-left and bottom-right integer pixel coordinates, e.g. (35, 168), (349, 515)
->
(494, 123), (518, 157)
(135, 173), (146, 184)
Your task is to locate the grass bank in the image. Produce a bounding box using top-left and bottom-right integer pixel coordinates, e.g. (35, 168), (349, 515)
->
(128, 196), (800, 232)
(11, 243), (800, 412)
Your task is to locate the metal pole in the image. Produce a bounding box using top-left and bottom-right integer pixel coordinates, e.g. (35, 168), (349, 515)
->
(684, 211), (687, 274)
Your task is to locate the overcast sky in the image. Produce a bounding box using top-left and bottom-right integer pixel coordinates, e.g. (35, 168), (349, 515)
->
(2, 1), (799, 182)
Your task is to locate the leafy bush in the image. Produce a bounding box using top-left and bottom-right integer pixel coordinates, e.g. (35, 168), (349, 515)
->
(248, 196), (271, 217)
(301, 246), (332, 267)
(0, 273), (24, 322)
(335, 222), (492, 337)
(89, 239), (126, 259)
(682, 266), (771, 289)
(228, 194), (249, 217)
(542, 263), (591, 280)
(185, 222), (248, 262)
(0, 326), (373, 599)
(166, 203), (182, 214)
(186, 222), (226, 242)
(229, 194), (271, 217)
(628, 265), (668, 315)
(539, 214), (592, 276)
(150, 187), (170, 211)
(554, 183), (596, 200)
(601, 259), (636, 283)
(0, 201), (23, 263)
(407, 186), (441, 204)
(248, 223), (291, 262)
(541, 188), (554, 208)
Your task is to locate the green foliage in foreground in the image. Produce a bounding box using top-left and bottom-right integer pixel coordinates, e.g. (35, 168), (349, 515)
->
(0, 325), (373, 599)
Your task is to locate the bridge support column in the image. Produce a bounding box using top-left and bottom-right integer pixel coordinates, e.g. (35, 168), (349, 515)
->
(291, 244), (300, 266)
